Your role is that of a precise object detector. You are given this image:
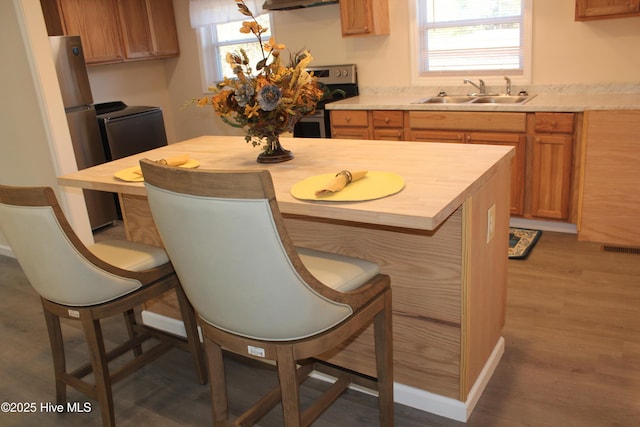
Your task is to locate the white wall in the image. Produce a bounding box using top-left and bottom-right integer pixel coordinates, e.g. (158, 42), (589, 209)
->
(165, 0), (640, 139)
(0, 0), (92, 254)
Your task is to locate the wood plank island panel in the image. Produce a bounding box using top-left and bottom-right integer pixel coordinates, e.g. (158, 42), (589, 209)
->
(579, 110), (640, 247)
(58, 136), (513, 415)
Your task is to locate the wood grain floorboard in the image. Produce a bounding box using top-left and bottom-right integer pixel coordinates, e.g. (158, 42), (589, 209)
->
(0, 226), (639, 426)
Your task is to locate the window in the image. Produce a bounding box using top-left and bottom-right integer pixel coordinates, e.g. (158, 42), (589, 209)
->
(190, 0), (272, 92)
(411, 0), (531, 84)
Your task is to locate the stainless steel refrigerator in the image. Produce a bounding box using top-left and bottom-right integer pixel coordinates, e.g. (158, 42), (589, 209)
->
(49, 35), (118, 230)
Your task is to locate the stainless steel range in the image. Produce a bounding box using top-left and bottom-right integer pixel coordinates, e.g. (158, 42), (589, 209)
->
(293, 64), (358, 138)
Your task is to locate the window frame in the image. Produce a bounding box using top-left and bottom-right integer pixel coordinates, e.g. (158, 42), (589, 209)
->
(195, 13), (274, 94)
(408, 0), (532, 87)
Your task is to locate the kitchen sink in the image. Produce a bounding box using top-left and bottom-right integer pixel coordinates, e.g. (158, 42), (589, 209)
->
(414, 94), (535, 105)
(470, 95), (534, 104)
(415, 96), (476, 104)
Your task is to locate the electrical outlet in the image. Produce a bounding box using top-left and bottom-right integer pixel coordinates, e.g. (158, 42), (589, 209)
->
(487, 204), (496, 243)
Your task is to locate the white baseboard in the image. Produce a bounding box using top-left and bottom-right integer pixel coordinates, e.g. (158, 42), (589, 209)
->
(0, 244), (15, 258)
(141, 311), (505, 422)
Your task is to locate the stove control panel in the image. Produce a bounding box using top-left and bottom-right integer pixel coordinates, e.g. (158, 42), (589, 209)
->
(306, 64), (357, 85)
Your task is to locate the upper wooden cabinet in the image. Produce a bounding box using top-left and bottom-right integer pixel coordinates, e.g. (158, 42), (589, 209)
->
(40, 0), (179, 65)
(41, 0), (123, 63)
(340, 0), (390, 37)
(116, 0), (179, 59)
(575, 0), (640, 20)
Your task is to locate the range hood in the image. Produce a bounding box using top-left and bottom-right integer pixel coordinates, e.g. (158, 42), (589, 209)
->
(262, 0), (338, 11)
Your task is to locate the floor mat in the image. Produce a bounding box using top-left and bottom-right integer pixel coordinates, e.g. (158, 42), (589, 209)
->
(509, 228), (542, 259)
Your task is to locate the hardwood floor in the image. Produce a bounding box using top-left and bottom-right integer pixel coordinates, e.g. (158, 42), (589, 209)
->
(0, 227), (639, 426)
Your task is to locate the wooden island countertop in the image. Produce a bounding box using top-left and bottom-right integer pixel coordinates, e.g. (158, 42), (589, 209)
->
(58, 136), (514, 421)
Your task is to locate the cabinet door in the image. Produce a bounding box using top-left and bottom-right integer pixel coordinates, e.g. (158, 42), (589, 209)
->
(116, 0), (179, 59)
(580, 110), (640, 246)
(340, 0), (389, 36)
(147, 0), (180, 57)
(530, 135), (573, 219)
(117, 0), (153, 59)
(55, 0), (123, 64)
(467, 133), (526, 216)
(575, 0), (640, 20)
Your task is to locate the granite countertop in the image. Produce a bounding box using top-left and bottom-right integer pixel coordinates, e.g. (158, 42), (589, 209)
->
(325, 92), (640, 112)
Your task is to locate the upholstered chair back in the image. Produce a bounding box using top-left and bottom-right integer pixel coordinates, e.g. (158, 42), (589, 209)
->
(0, 186), (141, 306)
(141, 162), (353, 341)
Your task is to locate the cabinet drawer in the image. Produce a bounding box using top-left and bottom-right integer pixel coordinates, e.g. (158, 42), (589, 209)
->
(332, 127), (371, 140)
(534, 113), (575, 133)
(331, 110), (369, 127)
(374, 129), (403, 140)
(408, 130), (464, 143)
(408, 111), (526, 132)
(466, 132), (522, 144)
(372, 111), (403, 128)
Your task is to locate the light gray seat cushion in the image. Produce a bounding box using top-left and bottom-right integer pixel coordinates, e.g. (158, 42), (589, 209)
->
(296, 247), (380, 292)
(89, 239), (169, 271)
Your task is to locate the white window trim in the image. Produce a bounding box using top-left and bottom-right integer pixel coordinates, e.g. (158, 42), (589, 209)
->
(193, 13), (274, 95)
(407, 0), (532, 88)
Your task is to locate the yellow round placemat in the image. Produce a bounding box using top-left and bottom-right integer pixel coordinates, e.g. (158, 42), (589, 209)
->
(114, 159), (200, 182)
(290, 171), (404, 201)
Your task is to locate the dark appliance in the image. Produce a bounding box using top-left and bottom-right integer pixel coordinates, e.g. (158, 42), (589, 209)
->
(293, 64), (358, 139)
(49, 36), (119, 230)
(95, 101), (168, 161)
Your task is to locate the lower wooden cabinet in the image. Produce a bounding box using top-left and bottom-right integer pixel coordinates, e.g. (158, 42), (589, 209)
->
(329, 109), (580, 222)
(528, 113), (575, 220)
(372, 111), (404, 140)
(530, 134), (573, 219)
(579, 110), (640, 246)
(467, 133), (526, 216)
(331, 110), (370, 139)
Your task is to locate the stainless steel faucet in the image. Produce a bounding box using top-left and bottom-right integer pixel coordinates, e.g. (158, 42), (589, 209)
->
(504, 76), (512, 95)
(463, 79), (486, 95)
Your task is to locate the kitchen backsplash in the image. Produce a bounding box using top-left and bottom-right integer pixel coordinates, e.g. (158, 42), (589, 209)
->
(361, 82), (640, 97)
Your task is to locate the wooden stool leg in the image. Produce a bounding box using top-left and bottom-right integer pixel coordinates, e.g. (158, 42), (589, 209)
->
(374, 290), (394, 427)
(81, 315), (115, 427)
(205, 338), (229, 426)
(123, 309), (143, 357)
(276, 346), (302, 427)
(42, 304), (67, 405)
(176, 286), (207, 384)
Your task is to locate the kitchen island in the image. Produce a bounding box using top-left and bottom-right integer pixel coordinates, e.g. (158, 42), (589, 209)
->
(58, 135), (513, 421)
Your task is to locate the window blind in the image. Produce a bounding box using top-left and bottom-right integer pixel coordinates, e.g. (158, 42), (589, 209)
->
(418, 0), (524, 76)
